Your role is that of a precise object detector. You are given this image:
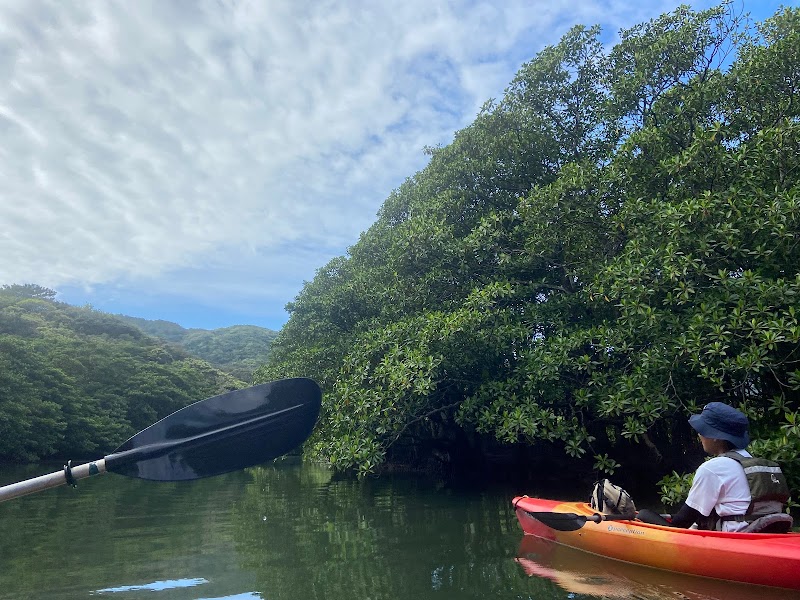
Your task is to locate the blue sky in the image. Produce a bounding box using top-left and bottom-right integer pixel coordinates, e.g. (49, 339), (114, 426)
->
(1, 0), (795, 331)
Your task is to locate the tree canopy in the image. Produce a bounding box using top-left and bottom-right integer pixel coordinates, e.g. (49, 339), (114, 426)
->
(256, 3), (800, 499)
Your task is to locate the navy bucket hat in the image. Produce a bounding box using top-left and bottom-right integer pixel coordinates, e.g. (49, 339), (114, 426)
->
(688, 402), (750, 449)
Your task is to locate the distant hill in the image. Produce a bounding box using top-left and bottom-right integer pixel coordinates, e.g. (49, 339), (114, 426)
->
(0, 284), (243, 462)
(116, 316), (278, 382)
(112, 316), (188, 342)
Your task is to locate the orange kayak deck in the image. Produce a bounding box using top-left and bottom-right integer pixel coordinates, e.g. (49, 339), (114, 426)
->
(513, 496), (800, 590)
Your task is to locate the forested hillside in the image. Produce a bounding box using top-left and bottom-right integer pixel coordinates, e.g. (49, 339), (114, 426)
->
(118, 316), (277, 381)
(256, 4), (800, 498)
(0, 284), (242, 462)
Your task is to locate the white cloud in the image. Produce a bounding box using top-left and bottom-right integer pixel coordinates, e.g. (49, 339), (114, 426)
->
(0, 0), (780, 327)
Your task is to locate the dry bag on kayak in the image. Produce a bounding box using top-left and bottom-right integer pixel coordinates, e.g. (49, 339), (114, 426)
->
(589, 479), (636, 515)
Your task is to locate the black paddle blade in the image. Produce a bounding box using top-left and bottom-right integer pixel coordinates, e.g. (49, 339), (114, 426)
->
(105, 378), (322, 481)
(526, 511), (590, 532)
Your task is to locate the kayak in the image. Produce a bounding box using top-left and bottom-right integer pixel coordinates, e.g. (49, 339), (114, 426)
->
(512, 496), (800, 590)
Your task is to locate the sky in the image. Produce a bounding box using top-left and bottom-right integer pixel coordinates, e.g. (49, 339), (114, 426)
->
(1, 0), (795, 331)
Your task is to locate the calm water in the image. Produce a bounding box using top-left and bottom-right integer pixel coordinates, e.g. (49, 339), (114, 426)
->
(0, 461), (791, 600)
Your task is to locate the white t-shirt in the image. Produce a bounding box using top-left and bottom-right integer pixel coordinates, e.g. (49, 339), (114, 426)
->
(685, 450), (752, 532)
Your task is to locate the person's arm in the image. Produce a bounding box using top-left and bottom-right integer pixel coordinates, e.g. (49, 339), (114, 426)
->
(670, 461), (721, 528)
(668, 502), (704, 528)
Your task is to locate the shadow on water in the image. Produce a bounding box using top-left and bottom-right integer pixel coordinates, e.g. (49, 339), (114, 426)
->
(0, 461), (794, 599)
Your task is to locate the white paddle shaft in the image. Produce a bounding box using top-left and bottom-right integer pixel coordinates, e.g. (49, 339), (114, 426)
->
(0, 459), (107, 503)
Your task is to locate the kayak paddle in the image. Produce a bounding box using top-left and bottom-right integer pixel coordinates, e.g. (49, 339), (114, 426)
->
(518, 510), (637, 532)
(0, 377), (322, 503)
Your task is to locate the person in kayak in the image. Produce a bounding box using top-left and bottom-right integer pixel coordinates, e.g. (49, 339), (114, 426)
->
(639, 402), (789, 531)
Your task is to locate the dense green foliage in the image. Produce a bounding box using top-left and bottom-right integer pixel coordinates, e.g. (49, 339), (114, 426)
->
(256, 3), (800, 499)
(0, 284), (242, 461)
(119, 316), (277, 381)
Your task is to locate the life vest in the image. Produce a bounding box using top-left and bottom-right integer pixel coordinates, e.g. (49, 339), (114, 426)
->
(712, 451), (790, 527)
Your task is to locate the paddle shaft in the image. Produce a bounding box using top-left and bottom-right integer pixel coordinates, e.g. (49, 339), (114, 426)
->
(517, 509), (638, 532)
(0, 460), (108, 503)
(582, 512), (633, 524)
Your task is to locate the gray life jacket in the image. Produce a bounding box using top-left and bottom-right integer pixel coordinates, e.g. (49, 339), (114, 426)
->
(711, 451), (790, 527)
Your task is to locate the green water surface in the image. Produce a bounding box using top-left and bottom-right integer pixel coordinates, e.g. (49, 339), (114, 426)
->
(0, 461), (790, 600)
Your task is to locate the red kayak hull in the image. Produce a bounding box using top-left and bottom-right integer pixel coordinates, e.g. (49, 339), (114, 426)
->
(513, 496), (800, 590)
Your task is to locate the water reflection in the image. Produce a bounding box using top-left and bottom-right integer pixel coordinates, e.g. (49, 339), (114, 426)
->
(2, 461), (791, 600)
(94, 578), (208, 593)
(195, 595), (263, 600)
(515, 534), (793, 600)
(228, 463), (531, 600)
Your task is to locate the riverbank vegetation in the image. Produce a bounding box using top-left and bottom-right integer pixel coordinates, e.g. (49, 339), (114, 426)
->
(0, 284), (242, 461)
(255, 3), (800, 501)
